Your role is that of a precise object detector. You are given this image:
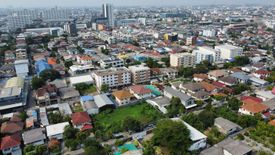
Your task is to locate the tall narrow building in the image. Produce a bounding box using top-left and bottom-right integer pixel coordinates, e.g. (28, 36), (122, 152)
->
(102, 3), (114, 28)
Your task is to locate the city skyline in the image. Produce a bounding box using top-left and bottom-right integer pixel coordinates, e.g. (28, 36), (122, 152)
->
(0, 0), (275, 8)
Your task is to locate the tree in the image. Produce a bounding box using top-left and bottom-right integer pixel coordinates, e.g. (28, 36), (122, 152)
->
(77, 46), (85, 54)
(152, 119), (191, 154)
(198, 110), (216, 129)
(31, 76), (45, 90)
(123, 117), (141, 132)
(182, 113), (204, 131)
(232, 84), (251, 95)
(18, 111), (28, 121)
(166, 97), (185, 117)
(145, 58), (162, 68)
(100, 84), (109, 93)
(64, 60), (74, 69)
(83, 138), (107, 155)
(178, 67), (194, 78)
(227, 97), (242, 111)
(35, 145), (47, 154)
(160, 57), (170, 67)
(64, 125), (80, 150)
(40, 69), (61, 81)
(101, 48), (109, 55)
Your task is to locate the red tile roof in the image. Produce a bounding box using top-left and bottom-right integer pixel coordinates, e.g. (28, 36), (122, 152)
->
(71, 112), (91, 126)
(130, 85), (152, 95)
(0, 134), (21, 150)
(10, 114), (22, 122)
(241, 101), (269, 114)
(212, 81), (226, 88)
(241, 96), (263, 104)
(81, 124), (93, 131)
(254, 69), (270, 75)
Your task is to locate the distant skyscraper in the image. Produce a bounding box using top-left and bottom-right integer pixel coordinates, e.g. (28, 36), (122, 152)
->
(64, 20), (77, 36)
(102, 3), (114, 28)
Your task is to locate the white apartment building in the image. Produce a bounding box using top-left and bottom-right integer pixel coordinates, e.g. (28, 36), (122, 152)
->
(100, 57), (124, 68)
(170, 53), (195, 68)
(92, 67), (131, 88)
(202, 29), (216, 37)
(215, 44), (243, 60)
(265, 20), (275, 30)
(193, 46), (220, 64)
(128, 64), (151, 84)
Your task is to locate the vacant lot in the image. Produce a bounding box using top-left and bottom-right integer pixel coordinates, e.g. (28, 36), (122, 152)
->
(93, 102), (164, 138)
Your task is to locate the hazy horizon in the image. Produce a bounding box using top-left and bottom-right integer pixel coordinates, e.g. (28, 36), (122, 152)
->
(0, 0), (275, 8)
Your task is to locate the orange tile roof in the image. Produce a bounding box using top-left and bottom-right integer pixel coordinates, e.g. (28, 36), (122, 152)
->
(112, 90), (134, 100)
(199, 81), (217, 92)
(47, 57), (57, 65)
(193, 74), (208, 79)
(241, 100), (269, 114)
(80, 55), (93, 61)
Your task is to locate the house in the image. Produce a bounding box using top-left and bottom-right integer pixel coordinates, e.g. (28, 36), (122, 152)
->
(46, 122), (70, 140)
(71, 112), (92, 131)
(230, 72), (250, 83)
(172, 118), (207, 151)
(0, 134), (21, 155)
(238, 100), (269, 116)
(208, 70), (228, 81)
(146, 97), (170, 114)
(199, 82), (218, 93)
(76, 55), (93, 65)
(249, 77), (269, 87)
(1, 121), (24, 134)
(159, 68), (178, 79)
(180, 83), (204, 95)
(93, 94), (115, 111)
(200, 138), (252, 155)
(255, 90), (275, 101)
(218, 76), (238, 86)
(193, 90), (210, 101)
(35, 84), (59, 104)
(59, 87), (80, 102)
(164, 87), (196, 109)
(22, 128), (46, 146)
(252, 63), (265, 71)
(240, 96), (263, 104)
(80, 95), (99, 115)
(193, 74), (208, 82)
(253, 69), (271, 79)
(214, 117), (242, 135)
(170, 81), (182, 90)
(129, 85), (152, 99)
(112, 90), (135, 106)
(49, 79), (67, 89)
(35, 59), (51, 75)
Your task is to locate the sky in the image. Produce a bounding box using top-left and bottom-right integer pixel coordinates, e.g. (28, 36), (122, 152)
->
(0, 0), (274, 8)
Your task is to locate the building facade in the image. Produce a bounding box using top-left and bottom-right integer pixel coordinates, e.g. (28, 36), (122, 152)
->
(170, 53), (195, 68)
(128, 65), (151, 84)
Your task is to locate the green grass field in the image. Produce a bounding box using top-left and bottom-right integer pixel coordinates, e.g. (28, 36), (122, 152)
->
(93, 102), (164, 135)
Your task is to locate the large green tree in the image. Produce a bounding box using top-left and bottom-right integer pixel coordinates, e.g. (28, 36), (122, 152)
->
(152, 119), (191, 154)
(166, 97), (185, 117)
(123, 117), (141, 132)
(40, 69), (61, 81)
(31, 76), (45, 90)
(83, 138), (107, 155)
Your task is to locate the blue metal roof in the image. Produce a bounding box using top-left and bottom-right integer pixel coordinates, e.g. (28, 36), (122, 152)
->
(80, 95), (94, 102)
(35, 60), (51, 75)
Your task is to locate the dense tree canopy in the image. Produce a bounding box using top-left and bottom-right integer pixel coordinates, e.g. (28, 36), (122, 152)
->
(83, 138), (107, 155)
(152, 119), (191, 154)
(166, 97), (185, 117)
(40, 69), (61, 81)
(31, 76), (45, 90)
(123, 117), (142, 132)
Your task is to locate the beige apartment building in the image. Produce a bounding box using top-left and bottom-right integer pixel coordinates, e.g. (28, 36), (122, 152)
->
(128, 65), (151, 84)
(170, 53), (195, 68)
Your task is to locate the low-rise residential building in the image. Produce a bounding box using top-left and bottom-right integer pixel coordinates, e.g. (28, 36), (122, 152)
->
(164, 87), (196, 109)
(93, 94), (115, 111)
(193, 74), (208, 82)
(0, 134), (21, 155)
(80, 96), (99, 115)
(146, 97), (170, 114)
(76, 55), (93, 65)
(112, 90), (135, 106)
(92, 67), (131, 88)
(46, 122), (70, 140)
(170, 53), (195, 68)
(59, 87), (80, 102)
(100, 57), (124, 68)
(208, 70), (228, 81)
(214, 117), (242, 135)
(71, 112), (92, 131)
(238, 100), (269, 116)
(35, 84), (59, 105)
(200, 138), (252, 155)
(255, 90), (275, 101)
(129, 85), (152, 99)
(22, 128), (46, 146)
(129, 65), (151, 84)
